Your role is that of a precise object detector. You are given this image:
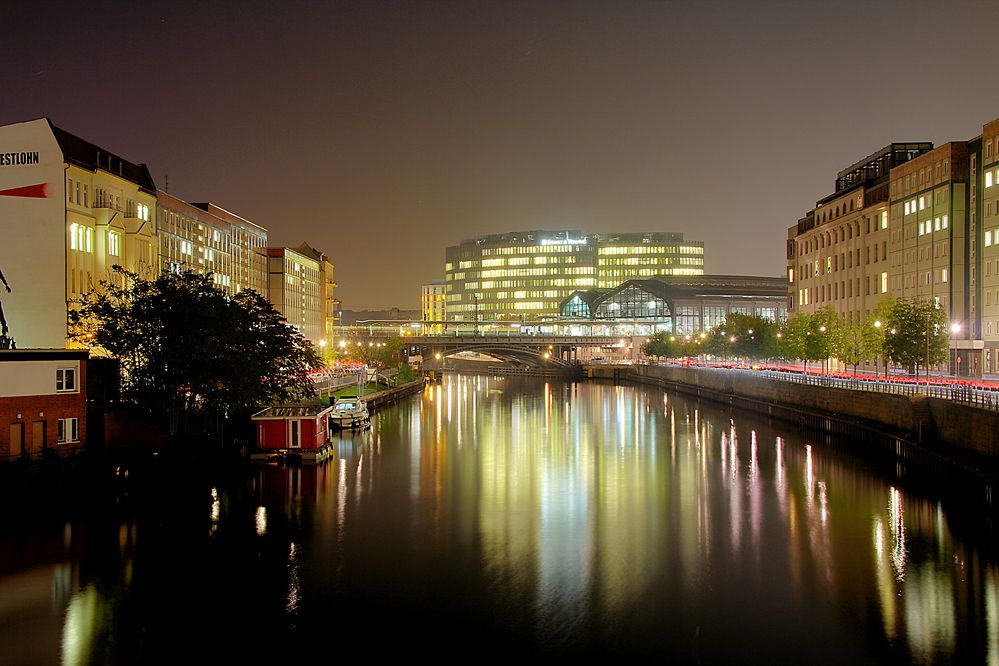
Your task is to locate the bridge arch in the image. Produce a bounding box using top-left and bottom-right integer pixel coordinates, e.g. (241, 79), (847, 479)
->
(419, 343), (571, 368)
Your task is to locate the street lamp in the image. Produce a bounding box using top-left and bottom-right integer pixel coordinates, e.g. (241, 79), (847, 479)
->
(950, 321), (961, 376)
(925, 311), (931, 392)
(873, 320), (882, 381)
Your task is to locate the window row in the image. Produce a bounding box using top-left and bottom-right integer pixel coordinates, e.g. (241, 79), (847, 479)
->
(918, 215), (949, 236)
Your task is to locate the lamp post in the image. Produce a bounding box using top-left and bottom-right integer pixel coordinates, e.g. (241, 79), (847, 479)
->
(924, 310), (931, 393)
(950, 322), (961, 376)
(819, 324), (828, 375)
(873, 320), (882, 381)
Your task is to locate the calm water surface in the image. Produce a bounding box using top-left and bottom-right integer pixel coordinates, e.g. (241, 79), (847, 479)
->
(1, 375), (997, 663)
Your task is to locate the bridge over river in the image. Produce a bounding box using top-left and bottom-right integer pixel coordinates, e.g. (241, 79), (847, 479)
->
(403, 334), (617, 367)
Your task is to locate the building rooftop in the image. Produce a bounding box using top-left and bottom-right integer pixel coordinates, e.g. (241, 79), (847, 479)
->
(251, 404), (332, 419)
(0, 349), (89, 361)
(49, 120), (156, 194)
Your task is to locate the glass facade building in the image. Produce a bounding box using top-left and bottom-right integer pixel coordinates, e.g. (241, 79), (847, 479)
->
(559, 275), (787, 336)
(445, 230), (704, 321)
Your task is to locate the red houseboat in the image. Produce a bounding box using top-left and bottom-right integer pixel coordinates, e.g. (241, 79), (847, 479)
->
(250, 404), (334, 463)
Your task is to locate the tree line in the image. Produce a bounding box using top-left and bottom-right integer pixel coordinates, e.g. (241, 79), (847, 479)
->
(70, 268), (410, 441)
(641, 297), (950, 375)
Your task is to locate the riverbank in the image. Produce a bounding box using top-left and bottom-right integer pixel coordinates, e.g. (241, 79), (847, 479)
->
(589, 364), (999, 493)
(360, 379), (426, 411)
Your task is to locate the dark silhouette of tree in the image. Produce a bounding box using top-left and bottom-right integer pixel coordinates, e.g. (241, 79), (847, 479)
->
(70, 268), (320, 436)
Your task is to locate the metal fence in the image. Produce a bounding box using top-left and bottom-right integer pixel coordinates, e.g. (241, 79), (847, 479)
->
(753, 368), (999, 410)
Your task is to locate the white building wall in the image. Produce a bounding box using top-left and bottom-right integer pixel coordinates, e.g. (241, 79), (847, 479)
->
(0, 359), (81, 397)
(0, 120), (67, 348)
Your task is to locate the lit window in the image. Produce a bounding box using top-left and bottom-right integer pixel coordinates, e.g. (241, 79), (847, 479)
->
(881, 211), (888, 229)
(919, 196), (926, 210)
(987, 231), (993, 247)
(880, 272), (888, 294)
(108, 231), (121, 257)
(904, 201), (910, 215)
(988, 171), (995, 188)
(934, 217), (940, 232)
(919, 222), (924, 236)
(942, 215), (948, 229)
(942, 269), (948, 283)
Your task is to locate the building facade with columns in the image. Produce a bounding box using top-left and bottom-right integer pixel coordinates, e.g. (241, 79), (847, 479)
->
(788, 116), (999, 376)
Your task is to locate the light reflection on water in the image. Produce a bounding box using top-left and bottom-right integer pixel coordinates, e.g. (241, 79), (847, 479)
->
(0, 374), (996, 663)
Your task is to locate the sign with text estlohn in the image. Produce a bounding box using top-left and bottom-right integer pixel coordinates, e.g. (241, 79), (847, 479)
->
(0, 119), (66, 349)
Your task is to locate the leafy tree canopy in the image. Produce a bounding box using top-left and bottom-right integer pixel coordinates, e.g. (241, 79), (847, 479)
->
(881, 298), (949, 370)
(70, 269), (321, 431)
(722, 313), (778, 360)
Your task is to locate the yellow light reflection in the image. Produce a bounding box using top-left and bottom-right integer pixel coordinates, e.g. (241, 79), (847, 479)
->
(255, 506), (268, 536)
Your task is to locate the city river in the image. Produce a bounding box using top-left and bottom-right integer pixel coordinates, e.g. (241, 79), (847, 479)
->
(1, 375), (998, 663)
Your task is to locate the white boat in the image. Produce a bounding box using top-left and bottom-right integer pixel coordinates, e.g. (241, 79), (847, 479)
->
(328, 396), (370, 430)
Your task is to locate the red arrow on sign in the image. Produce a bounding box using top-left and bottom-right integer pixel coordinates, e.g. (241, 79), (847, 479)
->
(0, 183), (49, 198)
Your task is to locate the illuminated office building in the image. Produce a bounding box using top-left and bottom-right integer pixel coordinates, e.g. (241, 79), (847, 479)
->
(421, 281), (446, 334)
(596, 232), (704, 287)
(445, 230), (704, 321)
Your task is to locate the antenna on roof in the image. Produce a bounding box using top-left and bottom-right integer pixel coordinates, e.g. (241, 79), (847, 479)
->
(164, 174), (169, 193)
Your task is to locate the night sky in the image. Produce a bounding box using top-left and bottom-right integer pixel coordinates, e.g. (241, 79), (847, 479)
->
(4, 1), (999, 308)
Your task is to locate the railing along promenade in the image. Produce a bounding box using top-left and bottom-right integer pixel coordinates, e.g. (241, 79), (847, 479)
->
(654, 362), (999, 411)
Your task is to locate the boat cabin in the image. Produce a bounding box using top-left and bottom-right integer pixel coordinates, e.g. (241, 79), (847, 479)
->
(251, 404), (334, 451)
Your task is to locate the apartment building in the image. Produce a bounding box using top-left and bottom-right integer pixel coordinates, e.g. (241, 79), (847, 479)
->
(198, 202), (269, 296)
(0, 118), (158, 348)
(267, 247), (323, 346)
(295, 243), (340, 346)
(788, 116), (999, 376)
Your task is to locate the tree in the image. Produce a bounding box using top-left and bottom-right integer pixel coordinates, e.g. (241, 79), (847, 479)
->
(830, 318), (866, 373)
(70, 268), (320, 436)
(882, 298), (949, 375)
(780, 309), (837, 372)
(723, 313), (778, 360)
(863, 297), (896, 378)
(641, 330), (682, 359)
(343, 337), (403, 369)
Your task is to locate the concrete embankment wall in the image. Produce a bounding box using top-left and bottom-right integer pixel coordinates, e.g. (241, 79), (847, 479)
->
(928, 400), (999, 458)
(636, 365), (921, 432)
(588, 365), (998, 479)
(363, 380), (425, 411)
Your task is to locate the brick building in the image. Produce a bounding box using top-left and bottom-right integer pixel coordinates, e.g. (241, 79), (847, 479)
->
(0, 349), (87, 460)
